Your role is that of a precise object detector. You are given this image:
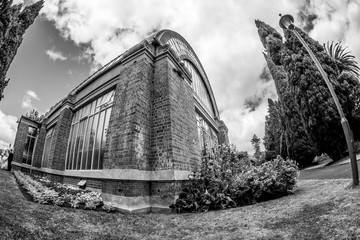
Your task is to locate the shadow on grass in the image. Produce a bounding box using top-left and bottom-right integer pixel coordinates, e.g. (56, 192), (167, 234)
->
(264, 202), (335, 240)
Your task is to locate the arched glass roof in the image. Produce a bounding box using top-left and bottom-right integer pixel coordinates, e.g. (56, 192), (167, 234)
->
(153, 30), (219, 118)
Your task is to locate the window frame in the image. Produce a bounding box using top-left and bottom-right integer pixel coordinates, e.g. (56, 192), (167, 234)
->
(22, 126), (38, 166)
(65, 90), (115, 171)
(41, 127), (55, 168)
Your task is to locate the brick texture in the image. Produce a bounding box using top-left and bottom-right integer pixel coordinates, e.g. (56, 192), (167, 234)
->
(48, 108), (73, 170)
(13, 120), (29, 164)
(150, 57), (200, 171)
(102, 180), (150, 197)
(104, 57), (153, 170)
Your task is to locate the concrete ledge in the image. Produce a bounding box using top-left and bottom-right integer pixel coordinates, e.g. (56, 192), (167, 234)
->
(102, 193), (172, 213)
(12, 162), (191, 181)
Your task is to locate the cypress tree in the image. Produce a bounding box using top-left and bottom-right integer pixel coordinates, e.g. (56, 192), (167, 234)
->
(0, 0), (43, 100)
(255, 19), (360, 164)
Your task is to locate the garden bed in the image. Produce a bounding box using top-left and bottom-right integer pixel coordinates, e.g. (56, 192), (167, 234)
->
(13, 171), (116, 212)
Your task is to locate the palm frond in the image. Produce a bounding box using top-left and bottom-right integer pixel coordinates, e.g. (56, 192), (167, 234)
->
(323, 41), (360, 79)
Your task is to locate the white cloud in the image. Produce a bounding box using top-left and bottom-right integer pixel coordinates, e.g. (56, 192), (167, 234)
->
(45, 48), (67, 61)
(40, 0), (360, 153)
(302, 0), (360, 63)
(0, 111), (18, 149)
(22, 90), (40, 110)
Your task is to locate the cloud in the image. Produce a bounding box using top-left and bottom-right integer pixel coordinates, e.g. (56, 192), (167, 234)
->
(0, 111), (18, 149)
(298, 0), (360, 61)
(22, 90), (40, 110)
(39, 0), (360, 153)
(45, 48), (67, 61)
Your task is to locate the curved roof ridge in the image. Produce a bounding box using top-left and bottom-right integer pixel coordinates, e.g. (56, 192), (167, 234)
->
(153, 29), (219, 118)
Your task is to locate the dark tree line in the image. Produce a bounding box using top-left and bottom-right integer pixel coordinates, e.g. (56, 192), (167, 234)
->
(0, 0), (43, 101)
(255, 20), (360, 167)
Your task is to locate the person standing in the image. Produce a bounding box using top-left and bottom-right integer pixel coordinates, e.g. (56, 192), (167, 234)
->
(7, 149), (13, 171)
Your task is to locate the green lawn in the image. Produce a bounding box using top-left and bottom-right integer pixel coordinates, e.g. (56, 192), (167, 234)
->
(1, 170), (360, 240)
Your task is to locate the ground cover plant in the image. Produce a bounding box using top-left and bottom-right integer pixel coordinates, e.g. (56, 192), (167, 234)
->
(13, 171), (114, 211)
(170, 145), (299, 213)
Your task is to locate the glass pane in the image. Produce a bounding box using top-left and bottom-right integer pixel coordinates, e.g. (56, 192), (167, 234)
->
(99, 108), (112, 169)
(28, 137), (36, 165)
(43, 135), (53, 168)
(93, 111), (105, 169)
(92, 149), (99, 170)
(23, 137), (30, 163)
(82, 104), (90, 117)
(67, 124), (76, 169)
(71, 124), (80, 170)
(96, 95), (104, 110)
(108, 91), (115, 104)
(88, 113), (99, 169)
(90, 100), (96, 114)
(28, 126), (37, 137)
(74, 109), (80, 122)
(87, 149), (93, 170)
(72, 112), (77, 124)
(76, 120), (86, 170)
(82, 116), (93, 169)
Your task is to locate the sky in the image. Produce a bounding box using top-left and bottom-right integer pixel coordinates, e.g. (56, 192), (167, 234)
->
(0, 0), (360, 153)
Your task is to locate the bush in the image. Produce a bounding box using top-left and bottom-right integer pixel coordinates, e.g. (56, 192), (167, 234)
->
(170, 146), (299, 213)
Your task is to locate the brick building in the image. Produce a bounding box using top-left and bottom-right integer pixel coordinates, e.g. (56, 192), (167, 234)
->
(12, 30), (229, 213)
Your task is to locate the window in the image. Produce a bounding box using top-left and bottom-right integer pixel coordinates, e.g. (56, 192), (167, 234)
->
(42, 127), (55, 168)
(184, 60), (214, 116)
(23, 126), (37, 165)
(196, 113), (218, 152)
(65, 90), (114, 170)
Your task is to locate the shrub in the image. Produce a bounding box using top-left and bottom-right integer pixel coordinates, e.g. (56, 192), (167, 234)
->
(229, 156), (299, 205)
(170, 146), (299, 213)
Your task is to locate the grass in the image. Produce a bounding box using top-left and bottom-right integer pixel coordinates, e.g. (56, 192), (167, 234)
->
(1, 170), (360, 240)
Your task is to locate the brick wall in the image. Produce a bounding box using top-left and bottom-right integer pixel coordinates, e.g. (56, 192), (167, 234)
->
(102, 180), (150, 197)
(150, 57), (200, 171)
(48, 108), (73, 170)
(32, 124), (46, 168)
(13, 120), (29, 164)
(104, 57), (153, 170)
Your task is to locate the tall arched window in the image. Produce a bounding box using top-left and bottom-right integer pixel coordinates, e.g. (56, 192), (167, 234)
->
(65, 90), (114, 170)
(23, 126), (37, 165)
(184, 60), (214, 116)
(42, 127), (55, 168)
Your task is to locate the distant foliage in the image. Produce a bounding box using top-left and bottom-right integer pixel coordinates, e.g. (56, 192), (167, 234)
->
(251, 134), (261, 160)
(170, 145), (299, 213)
(0, 0), (43, 101)
(25, 109), (46, 122)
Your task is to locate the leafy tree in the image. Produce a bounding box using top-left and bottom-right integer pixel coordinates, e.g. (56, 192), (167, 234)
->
(0, 0), (43, 101)
(256, 20), (317, 167)
(255, 19), (360, 163)
(25, 109), (45, 122)
(251, 134), (261, 160)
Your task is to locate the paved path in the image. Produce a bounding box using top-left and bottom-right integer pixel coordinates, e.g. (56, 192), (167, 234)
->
(299, 159), (360, 180)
